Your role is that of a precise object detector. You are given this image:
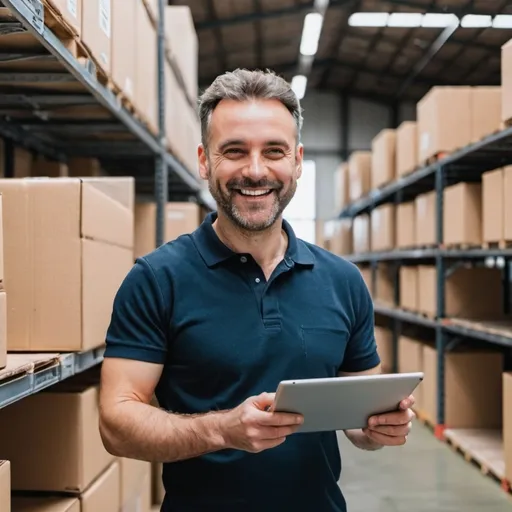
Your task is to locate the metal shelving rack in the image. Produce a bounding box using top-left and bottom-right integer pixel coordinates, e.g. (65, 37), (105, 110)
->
(339, 125), (512, 438)
(0, 0), (215, 406)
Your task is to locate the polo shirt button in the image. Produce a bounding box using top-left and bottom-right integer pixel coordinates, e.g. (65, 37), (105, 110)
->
(255, 278), (261, 283)
(240, 256), (247, 263)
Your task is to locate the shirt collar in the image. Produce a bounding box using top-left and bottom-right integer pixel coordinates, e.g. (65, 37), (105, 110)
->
(192, 212), (316, 268)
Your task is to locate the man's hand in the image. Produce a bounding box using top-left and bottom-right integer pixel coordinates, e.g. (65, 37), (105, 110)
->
(363, 395), (415, 447)
(220, 392), (304, 453)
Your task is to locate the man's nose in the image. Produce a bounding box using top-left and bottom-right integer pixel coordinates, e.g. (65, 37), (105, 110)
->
(243, 154), (267, 180)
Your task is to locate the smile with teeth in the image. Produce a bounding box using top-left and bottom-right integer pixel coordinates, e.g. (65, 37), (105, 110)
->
(237, 189), (273, 197)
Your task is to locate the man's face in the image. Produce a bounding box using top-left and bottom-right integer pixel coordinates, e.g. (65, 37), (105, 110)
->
(198, 98), (303, 232)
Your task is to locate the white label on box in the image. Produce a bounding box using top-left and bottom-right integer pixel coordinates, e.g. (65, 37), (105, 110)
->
(125, 77), (133, 97)
(67, 0), (77, 18)
(99, 0), (111, 38)
(421, 132), (430, 152)
(167, 212), (186, 220)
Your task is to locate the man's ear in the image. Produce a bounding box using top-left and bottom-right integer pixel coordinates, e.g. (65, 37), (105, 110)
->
(198, 144), (209, 180)
(295, 143), (304, 179)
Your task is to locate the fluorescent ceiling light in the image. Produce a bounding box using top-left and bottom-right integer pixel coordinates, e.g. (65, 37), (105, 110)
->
(492, 14), (512, 28)
(291, 75), (307, 100)
(421, 13), (459, 27)
(314, 0), (330, 11)
(348, 12), (388, 27)
(387, 12), (423, 27)
(300, 12), (324, 56)
(461, 14), (492, 28)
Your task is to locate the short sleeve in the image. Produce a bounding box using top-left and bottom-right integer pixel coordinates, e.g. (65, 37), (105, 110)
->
(104, 257), (170, 364)
(339, 269), (381, 373)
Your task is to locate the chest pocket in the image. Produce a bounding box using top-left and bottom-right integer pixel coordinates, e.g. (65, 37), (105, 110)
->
(300, 326), (349, 378)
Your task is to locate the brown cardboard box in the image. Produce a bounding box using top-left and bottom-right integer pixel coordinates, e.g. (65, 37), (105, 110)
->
(371, 129), (396, 189)
(334, 163), (349, 211)
(152, 463), (165, 506)
(348, 151), (371, 202)
(32, 158), (68, 177)
(370, 204), (395, 251)
(417, 87), (472, 164)
(165, 6), (198, 102)
(501, 39), (512, 123)
(418, 265), (502, 319)
(112, 0), (136, 102)
(82, 0), (112, 73)
(443, 182), (482, 246)
(374, 326), (393, 374)
(82, 462), (120, 512)
(357, 265), (372, 296)
(0, 292), (6, 370)
(415, 191), (436, 246)
(352, 214), (370, 254)
(504, 372), (512, 483)
(120, 458), (152, 512)
(375, 264), (394, 306)
(422, 346), (502, 428)
(0, 194), (3, 287)
(165, 61), (186, 161)
(396, 121), (417, 177)
(134, 201), (201, 258)
(482, 168), (504, 244)
(0, 461), (9, 512)
(67, 158), (102, 177)
(0, 382), (114, 492)
(0, 178), (134, 352)
(396, 201), (415, 248)
(398, 336), (423, 408)
(471, 87), (501, 143)
(136, 1), (158, 134)
(504, 167), (512, 242)
(47, 0), (82, 36)
(13, 147), (32, 178)
(399, 266), (418, 311)
(12, 496), (79, 511)
(329, 219), (352, 256)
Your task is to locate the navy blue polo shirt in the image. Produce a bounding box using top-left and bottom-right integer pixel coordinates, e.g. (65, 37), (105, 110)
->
(105, 212), (379, 512)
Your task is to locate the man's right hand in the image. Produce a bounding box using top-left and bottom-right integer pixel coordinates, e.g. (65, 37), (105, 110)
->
(218, 392), (304, 453)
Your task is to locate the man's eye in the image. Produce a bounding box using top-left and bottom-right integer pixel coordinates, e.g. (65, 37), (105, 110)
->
(266, 148), (284, 156)
(225, 148), (244, 155)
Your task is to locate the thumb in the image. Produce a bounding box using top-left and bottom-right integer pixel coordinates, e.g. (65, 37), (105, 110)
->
(252, 392), (276, 411)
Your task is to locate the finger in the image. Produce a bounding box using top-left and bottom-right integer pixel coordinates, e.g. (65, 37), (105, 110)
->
(368, 408), (415, 427)
(364, 428), (408, 447)
(252, 392), (276, 411)
(255, 424), (302, 440)
(257, 410), (304, 427)
(400, 395), (415, 410)
(367, 422), (412, 437)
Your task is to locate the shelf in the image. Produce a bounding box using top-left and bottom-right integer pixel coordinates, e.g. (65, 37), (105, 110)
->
(0, 347), (104, 410)
(373, 303), (437, 328)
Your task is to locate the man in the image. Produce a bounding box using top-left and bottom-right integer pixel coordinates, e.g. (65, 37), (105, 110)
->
(99, 68), (415, 512)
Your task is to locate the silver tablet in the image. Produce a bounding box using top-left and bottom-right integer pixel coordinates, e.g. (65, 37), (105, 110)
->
(272, 372), (423, 433)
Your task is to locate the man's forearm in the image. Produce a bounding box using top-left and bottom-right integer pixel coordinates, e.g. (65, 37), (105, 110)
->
(100, 401), (227, 463)
(344, 429), (384, 451)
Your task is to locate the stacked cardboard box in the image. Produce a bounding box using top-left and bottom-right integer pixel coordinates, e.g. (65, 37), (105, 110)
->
(398, 337), (424, 409)
(396, 202), (415, 249)
(0, 194), (4, 370)
(396, 121), (417, 177)
(371, 129), (396, 189)
(0, 178), (134, 352)
(0, 460), (8, 512)
(399, 266), (418, 311)
(348, 152), (371, 202)
(374, 264), (394, 306)
(82, 0), (112, 75)
(504, 373), (512, 484)
(120, 457), (152, 511)
(334, 163), (349, 212)
(415, 191), (436, 247)
(352, 214), (370, 254)
(501, 39), (512, 125)
(370, 204), (395, 252)
(482, 166), (512, 246)
(374, 326), (393, 374)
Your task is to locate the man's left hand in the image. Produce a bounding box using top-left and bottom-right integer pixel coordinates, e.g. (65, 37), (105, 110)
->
(363, 395), (415, 447)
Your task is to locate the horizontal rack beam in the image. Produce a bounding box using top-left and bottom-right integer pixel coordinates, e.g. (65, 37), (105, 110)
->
(374, 304), (438, 328)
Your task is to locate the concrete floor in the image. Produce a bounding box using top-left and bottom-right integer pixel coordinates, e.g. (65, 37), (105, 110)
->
(338, 421), (512, 512)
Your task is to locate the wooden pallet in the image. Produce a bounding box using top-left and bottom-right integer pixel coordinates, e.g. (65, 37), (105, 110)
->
(446, 318), (512, 338)
(482, 240), (512, 250)
(443, 243), (481, 251)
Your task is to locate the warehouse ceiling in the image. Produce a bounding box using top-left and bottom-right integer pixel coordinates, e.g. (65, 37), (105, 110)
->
(168, 0), (512, 104)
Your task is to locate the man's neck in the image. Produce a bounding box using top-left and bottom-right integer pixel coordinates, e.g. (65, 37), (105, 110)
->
(212, 212), (288, 278)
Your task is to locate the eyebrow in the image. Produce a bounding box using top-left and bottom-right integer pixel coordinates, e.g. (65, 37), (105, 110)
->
(218, 139), (291, 151)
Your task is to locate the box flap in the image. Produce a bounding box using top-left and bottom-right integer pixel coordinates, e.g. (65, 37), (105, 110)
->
(81, 177), (134, 212)
(81, 462), (120, 512)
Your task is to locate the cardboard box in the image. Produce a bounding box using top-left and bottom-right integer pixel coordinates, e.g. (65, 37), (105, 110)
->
(334, 163), (349, 211)
(471, 87), (501, 143)
(152, 463), (165, 506)
(504, 166), (512, 242)
(165, 61), (186, 161)
(375, 264), (394, 306)
(136, 1), (158, 133)
(0, 292), (5, 370)
(134, 201), (201, 258)
(501, 39), (512, 123)
(422, 346), (502, 428)
(418, 265), (503, 319)
(348, 151), (371, 202)
(374, 326), (393, 374)
(82, 462), (120, 512)
(32, 157), (68, 178)
(0, 194), (3, 287)
(12, 496), (79, 511)
(370, 204), (395, 251)
(399, 266), (418, 311)
(0, 178), (134, 352)
(165, 6), (198, 102)
(396, 121), (417, 177)
(0, 461), (9, 512)
(482, 168), (504, 244)
(112, 0), (136, 102)
(504, 372), (512, 483)
(396, 201), (415, 248)
(47, 0), (82, 36)
(120, 458), (152, 512)
(417, 86), (472, 164)
(371, 129), (396, 189)
(329, 219), (352, 256)
(352, 214), (370, 254)
(82, 0), (112, 73)
(415, 191), (436, 246)
(443, 182), (482, 246)
(358, 265), (372, 296)
(67, 158), (102, 177)
(0, 380), (114, 492)
(398, 336), (423, 408)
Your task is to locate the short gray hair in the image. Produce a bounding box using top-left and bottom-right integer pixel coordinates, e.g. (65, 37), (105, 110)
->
(198, 68), (303, 151)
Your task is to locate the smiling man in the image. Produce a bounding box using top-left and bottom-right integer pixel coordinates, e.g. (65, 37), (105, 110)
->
(99, 69), (415, 512)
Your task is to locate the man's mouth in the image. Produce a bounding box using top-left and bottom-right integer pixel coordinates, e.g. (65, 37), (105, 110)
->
(235, 189), (273, 197)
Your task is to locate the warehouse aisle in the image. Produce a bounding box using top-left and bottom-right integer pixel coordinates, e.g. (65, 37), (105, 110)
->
(338, 421), (512, 512)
